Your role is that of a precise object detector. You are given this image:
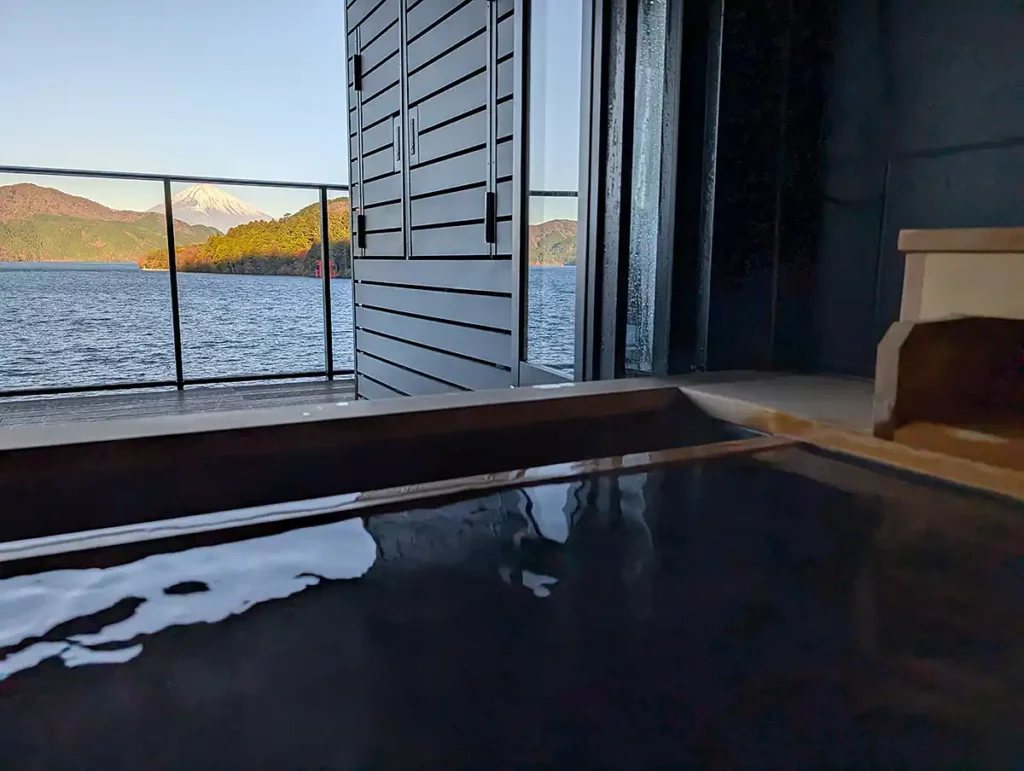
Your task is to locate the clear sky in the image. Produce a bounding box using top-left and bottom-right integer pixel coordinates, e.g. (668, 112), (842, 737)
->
(0, 0), (583, 220)
(529, 0), (584, 222)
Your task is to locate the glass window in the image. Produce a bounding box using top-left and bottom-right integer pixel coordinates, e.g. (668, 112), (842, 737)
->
(524, 0), (584, 374)
(625, 0), (669, 374)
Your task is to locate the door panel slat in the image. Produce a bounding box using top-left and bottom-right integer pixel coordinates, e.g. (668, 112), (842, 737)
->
(407, 0), (465, 41)
(497, 99), (513, 140)
(362, 146), (396, 181)
(496, 220), (512, 255)
(357, 283), (511, 329)
(357, 374), (405, 399)
(357, 330), (511, 390)
(412, 223), (489, 256)
(361, 83), (401, 127)
(361, 120), (394, 155)
(364, 202), (404, 232)
(410, 148), (487, 197)
(496, 181), (512, 218)
(497, 57), (514, 98)
(362, 173), (403, 206)
(364, 231), (405, 255)
(356, 306), (511, 366)
(355, 258), (511, 293)
(497, 14), (514, 59)
(357, 22), (400, 71)
(415, 72), (487, 131)
(409, 34), (487, 105)
(361, 53), (401, 100)
(348, 0), (389, 31)
(496, 139), (512, 179)
(408, 1), (485, 73)
(411, 186), (486, 226)
(415, 110), (487, 165)
(357, 352), (461, 396)
(353, 0), (399, 47)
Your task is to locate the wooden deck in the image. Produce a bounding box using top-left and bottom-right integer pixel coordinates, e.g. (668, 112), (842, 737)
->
(0, 378), (356, 427)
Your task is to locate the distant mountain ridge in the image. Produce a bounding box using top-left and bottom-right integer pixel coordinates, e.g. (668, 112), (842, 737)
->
(0, 184), (218, 263)
(529, 218), (577, 266)
(0, 182), (578, 269)
(149, 183), (271, 233)
(1, 183), (150, 223)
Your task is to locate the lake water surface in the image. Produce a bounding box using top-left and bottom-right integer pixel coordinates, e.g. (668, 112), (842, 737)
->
(0, 264), (575, 391)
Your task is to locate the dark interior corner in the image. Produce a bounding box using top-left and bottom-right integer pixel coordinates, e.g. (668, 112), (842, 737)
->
(682, 0), (1024, 378)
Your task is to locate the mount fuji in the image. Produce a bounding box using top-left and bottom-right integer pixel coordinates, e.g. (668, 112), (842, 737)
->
(148, 184), (272, 233)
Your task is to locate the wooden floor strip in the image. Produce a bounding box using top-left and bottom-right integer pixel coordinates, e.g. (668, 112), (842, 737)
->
(0, 435), (794, 566)
(681, 387), (1024, 502)
(0, 379), (356, 427)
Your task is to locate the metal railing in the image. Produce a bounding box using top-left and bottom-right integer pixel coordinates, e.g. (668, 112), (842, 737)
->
(0, 164), (580, 399)
(0, 165), (352, 398)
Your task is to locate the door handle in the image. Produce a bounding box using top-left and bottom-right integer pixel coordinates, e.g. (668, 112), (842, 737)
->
(485, 192), (496, 243)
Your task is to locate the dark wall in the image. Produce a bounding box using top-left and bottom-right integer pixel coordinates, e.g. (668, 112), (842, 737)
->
(815, 0), (1024, 376)
(703, 1), (790, 372)
(608, 0), (1021, 378)
(693, 0), (833, 373)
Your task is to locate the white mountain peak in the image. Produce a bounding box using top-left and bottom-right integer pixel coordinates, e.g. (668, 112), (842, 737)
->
(149, 183), (272, 233)
(172, 184), (255, 212)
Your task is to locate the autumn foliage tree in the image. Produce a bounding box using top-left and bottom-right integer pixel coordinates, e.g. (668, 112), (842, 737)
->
(139, 198), (351, 277)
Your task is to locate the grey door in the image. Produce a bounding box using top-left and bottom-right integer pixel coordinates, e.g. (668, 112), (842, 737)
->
(345, 0), (515, 399)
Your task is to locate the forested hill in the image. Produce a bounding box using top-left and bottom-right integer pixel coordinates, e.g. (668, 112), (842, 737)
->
(0, 182), (141, 221)
(529, 219), (577, 266)
(139, 199), (352, 277)
(0, 183), (218, 263)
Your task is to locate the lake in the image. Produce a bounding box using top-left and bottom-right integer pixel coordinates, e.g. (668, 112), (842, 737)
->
(0, 264), (575, 391)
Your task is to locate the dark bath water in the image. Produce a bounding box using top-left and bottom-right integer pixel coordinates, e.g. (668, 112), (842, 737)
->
(0, 264), (576, 390)
(0, 448), (1021, 768)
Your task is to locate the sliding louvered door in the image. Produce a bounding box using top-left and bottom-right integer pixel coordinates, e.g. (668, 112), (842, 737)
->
(345, 0), (515, 399)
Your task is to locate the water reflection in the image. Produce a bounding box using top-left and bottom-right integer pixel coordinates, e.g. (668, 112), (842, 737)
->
(0, 519), (376, 679)
(1, 457), (1022, 768)
(499, 474), (656, 597)
(1, 475), (649, 679)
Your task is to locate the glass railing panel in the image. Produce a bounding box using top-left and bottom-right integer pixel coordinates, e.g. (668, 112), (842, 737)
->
(168, 182), (326, 380)
(0, 171), (175, 392)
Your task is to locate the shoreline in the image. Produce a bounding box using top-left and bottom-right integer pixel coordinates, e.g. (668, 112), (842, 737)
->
(0, 260), (141, 270)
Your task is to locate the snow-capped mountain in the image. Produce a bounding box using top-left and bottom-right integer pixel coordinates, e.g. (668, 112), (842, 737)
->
(148, 184), (272, 233)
